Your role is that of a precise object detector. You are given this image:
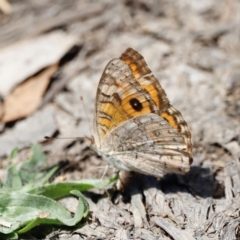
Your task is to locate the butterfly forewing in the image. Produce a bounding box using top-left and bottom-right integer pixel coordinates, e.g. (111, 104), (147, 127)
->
(94, 58), (159, 148)
(120, 48), (192, 155)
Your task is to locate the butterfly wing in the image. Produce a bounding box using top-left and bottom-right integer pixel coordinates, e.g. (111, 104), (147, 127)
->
(120, 48), (192, 155)
(93, 48), (192, 175)
(94, 57), (160, 148)
(99, 113), (192, 176)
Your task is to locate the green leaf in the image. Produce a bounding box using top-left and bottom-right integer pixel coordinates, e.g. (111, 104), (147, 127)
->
(9, 148), (19, 160)
(28, 176), (118, 199)
(3, 165), (22, 190)
(0, 191), (89, 235)
(3, 144), (59, 191)
(0, 144), (118, 238)
(19, 144), (48, 185)
(0, 232), (18, 239)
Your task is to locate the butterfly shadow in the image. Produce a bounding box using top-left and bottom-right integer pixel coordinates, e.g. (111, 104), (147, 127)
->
(115, 166), (217, 202)
(156, 166), (216, 198)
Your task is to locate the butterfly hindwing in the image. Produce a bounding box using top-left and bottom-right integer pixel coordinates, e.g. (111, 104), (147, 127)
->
(100, 114), (191, 176)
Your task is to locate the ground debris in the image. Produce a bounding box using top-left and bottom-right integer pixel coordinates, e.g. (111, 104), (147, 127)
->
(0, 0), (240, 239)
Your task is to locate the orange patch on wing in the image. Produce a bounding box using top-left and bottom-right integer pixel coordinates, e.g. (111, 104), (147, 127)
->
(141, 84), (160, 107)
(127, 63), (139, 78)
(100, 102), (115, 118)
(99, 117), (111, 129)
(112, 109), (128, 128)
(100, 102), (129, 131)
(132, 71), (141, 79)
(124, 59), (131, 65)
(161, 112), (178, 129)
(122, 59), (141, 79)
(122, 94), (151, 117)
(130, 63), (137, 71)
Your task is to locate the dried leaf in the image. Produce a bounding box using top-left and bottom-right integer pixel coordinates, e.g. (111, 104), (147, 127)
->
(1, 64), (58, 123)
(0, 31), (77, 97)
(0, 0), (11, 14)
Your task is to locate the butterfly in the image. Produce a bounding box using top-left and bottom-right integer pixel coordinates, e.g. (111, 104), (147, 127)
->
(92, 48), (192, 178)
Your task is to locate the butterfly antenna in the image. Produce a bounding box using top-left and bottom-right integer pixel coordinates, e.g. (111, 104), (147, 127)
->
(80, 96), (93, 139)
(44, 136), (85, 141)
(101, 164), (109, 180)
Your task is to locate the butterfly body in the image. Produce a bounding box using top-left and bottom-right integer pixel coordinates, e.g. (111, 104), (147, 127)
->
(93, 48), (192, 177)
